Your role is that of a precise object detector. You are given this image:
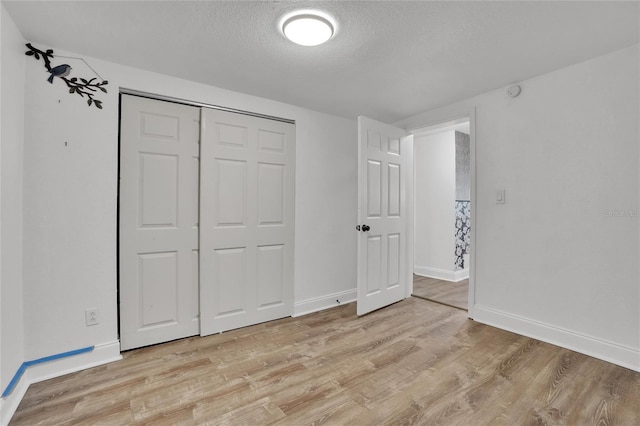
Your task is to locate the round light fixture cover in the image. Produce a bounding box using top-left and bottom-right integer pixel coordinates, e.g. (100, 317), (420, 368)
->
(282, 13), (334, 46)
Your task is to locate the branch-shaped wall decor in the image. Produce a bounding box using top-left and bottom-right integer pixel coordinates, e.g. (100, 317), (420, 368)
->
(25, 43), (108, 109)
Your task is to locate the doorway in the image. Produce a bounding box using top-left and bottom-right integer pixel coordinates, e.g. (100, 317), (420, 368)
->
(410, 119), (472, 311)
(118, 93), (296, 350)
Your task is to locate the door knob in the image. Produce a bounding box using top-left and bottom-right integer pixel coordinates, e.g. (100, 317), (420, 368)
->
(355, 225), (361, 231)
(362, 224), (370, 232)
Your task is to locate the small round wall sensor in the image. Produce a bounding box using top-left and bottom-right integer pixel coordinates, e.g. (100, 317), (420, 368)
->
(507, 84), (521, 98)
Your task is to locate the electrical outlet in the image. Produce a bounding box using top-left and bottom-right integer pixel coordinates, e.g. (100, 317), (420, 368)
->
(85, 308), (100, 326)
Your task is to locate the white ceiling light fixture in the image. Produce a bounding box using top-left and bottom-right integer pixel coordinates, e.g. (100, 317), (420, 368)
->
(281, 12), (335, 46)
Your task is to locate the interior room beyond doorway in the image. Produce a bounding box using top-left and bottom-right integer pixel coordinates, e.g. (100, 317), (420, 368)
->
(411, 120), (471, 311)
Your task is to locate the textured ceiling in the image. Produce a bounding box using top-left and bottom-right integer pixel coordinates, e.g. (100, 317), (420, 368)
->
(3, 1), (639, 122)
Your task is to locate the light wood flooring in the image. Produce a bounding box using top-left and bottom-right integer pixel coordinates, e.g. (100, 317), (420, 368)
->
(11, 298), (640, 425)
(413, 275), (469, 310)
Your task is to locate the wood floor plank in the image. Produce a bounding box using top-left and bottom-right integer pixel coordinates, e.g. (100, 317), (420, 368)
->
(10, 297), (640, 425)
(413, 275), (469, 310)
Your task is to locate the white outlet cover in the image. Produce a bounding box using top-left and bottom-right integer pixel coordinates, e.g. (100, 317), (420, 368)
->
(85, 308), (100, 326)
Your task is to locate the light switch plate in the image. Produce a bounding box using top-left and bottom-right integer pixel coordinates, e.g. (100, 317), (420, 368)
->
(496, 189), (505, 204)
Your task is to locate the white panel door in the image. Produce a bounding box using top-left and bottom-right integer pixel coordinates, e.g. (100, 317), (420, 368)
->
(200, 108), (295, 336)
(119, 95), (200, 350)
(357, 116), (411, 315)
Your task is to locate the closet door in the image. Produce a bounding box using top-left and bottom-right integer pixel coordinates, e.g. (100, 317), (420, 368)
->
(119, 95), (200, 350)
(199, 108), (295, 336)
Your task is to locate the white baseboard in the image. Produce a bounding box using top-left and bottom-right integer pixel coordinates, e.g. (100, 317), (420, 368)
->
(473, 305), (640, 372)
(1, 375), (30, 426)
(453, 269), (469, 282)
(0, 341), (122, 426)
(293, 289), (356, 317)
(414, 266), (468, 282)
(26, 341), (122, 385)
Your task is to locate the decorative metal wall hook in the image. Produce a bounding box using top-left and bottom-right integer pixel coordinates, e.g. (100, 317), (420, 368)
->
(25, 43), (108, 109)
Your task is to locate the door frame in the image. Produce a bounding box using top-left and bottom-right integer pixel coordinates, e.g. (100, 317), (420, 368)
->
(119, 89), (295, 125)
(404, 107), (477, 318)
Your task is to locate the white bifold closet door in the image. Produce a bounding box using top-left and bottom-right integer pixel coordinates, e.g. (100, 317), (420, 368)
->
(119, 95), (295, 350)
(199, 108), (295, 336)
(119, 95), (201, 351)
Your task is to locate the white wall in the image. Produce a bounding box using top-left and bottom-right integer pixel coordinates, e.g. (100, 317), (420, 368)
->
(0, 4), (26, 421)
(20, 47), (356, 362)
(397, 45), (640, 371)
(413, 130), (456, 277)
